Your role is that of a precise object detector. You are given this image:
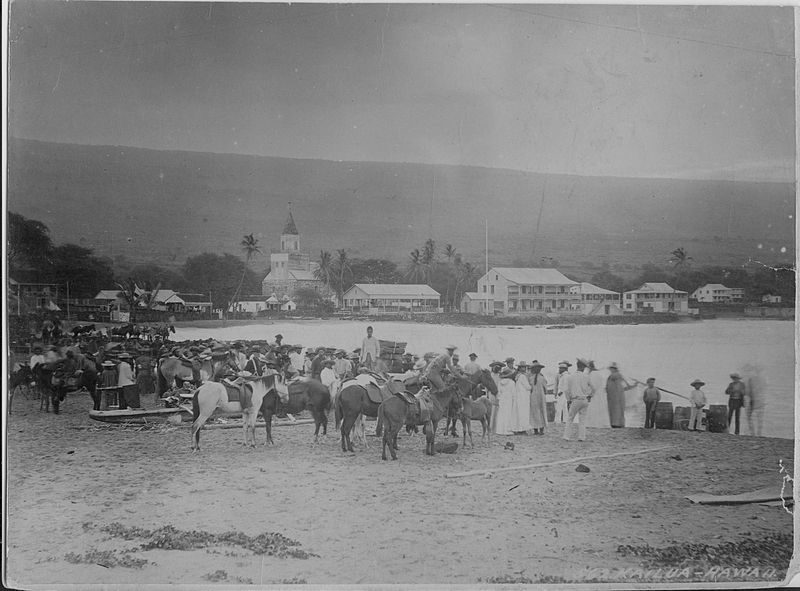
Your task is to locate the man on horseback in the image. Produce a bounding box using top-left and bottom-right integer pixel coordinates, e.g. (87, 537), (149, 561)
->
(425, 345), (458, 393)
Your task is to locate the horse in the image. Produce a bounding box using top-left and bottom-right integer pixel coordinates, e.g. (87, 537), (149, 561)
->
(9, 364), (34, 413)
(278, 378), (332, 444)
(71, 324), (96, 338)
(444, 370), (499, 436)
(156, 356), (214, 396)
(191, 373), (289, 451)
(377, 383), (462, 459)
(111, 323), (140, 340)
(335, 376), (406, 453)
(35, 363), (69, 414)
(457, 395), (494, 448)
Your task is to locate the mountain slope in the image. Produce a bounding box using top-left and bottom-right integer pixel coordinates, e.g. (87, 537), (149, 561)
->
(7, 138), (795, 275)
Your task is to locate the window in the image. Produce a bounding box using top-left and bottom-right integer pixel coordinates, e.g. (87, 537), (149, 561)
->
(483, 285), (486, 293)
(490, 285), (495, 294)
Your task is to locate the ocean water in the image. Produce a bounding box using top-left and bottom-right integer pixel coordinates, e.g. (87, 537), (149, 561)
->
(174, 319), (795, 439)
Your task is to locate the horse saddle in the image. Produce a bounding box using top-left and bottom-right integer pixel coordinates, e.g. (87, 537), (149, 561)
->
(222, 378), (252, 408)
(411, 389), (435, 424)
(363, 379), (407, 405)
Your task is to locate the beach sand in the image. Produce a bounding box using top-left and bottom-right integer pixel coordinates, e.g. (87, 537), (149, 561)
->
(5, 390), (794, 587)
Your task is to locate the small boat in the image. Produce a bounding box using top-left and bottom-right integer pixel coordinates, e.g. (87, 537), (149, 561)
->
(546, 324), (576, 330)
(89, 406), (192, 424)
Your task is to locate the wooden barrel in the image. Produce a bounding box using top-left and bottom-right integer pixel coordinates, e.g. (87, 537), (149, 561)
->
(546, 401), (555, 422)
(673, 406), (691, 431)
(706, 404), (728, 433)
(654, 401), (674, 429)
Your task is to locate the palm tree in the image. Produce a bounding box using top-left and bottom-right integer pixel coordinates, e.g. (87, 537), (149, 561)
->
(314, 250), (334, 287)
(444, 243), (457, 263)
(421, 238), (436, 283)
(229, 233), (262, 314)
(454, 261), (479, 306)
(669, 247), (693, 269)
(115, 277), (142, 322)
(406, 249), (425, 283)
(332, 248), (352, 306)
(442, 244), (458, 309)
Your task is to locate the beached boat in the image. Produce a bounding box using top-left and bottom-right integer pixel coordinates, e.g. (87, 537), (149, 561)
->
(546, 323), (576, 330)
(89, 406), (192, 424)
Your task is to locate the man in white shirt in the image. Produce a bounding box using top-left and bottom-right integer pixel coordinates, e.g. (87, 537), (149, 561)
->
(116, 353), (140, 409)
(563, 358), (594, 441)
(29, 345), (46, 370)
(320, 359), (338, 394)
(333, 350), (352, 381)
(553, 361), (572, 423)
(360, 326), (380, 370)
(463, 353), (481, 377)
(288, 346), (304, 375)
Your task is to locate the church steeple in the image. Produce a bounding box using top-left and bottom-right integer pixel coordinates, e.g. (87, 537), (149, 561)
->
(280, 204), (300, 252)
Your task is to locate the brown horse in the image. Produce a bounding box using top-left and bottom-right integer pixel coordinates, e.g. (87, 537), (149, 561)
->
(458, 395), (494, 448)
(335, 376), (406, 452)
(279, 378), (332, 444)
(378, 383), (462, 459)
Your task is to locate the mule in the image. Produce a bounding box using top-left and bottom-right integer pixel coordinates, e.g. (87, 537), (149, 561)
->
(458, 395), (494, 448)
(190, 373), (289, 451)
(9, 364), (34, 413)
(444, 370), (499, 436)
(278, 378), (332, 444)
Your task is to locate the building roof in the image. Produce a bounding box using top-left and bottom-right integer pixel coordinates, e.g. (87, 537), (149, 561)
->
(289, 270), (318, 281)
(627, 282), (687, 294)
(696, 283), (732, 291)
(462, 291), (481, 300)
(346, 284), (440, 297)
(491, 267), (578, 285)
(94, 290), (123, 300)
(237, 295), (266, 302)
(176, 293), (212, 303)
(578, 282), (619, 295)
(282, 211), (299, 235)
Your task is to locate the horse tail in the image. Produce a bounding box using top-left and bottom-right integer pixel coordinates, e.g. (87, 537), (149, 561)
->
(192, 387), (200, 423)
(156, 360), (167, 396)
(334, 391), (342, 430)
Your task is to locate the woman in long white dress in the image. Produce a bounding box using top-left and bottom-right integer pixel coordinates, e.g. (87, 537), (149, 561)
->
(493, 367), (517, 436)
(584, 361), (611, 428)
(512, 362), (532, 433)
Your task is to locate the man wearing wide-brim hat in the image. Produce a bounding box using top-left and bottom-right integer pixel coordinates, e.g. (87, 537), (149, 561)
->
(334, 349), (353, 381)
(725, 372), (746, 435)
(688, 379), (707, 431)
(463, 352), (481, 377)
(504, 357), (515, 370)
(424, 345), (458, 393)
(563, 358), (595, 442)
(115, 352), (141, 409)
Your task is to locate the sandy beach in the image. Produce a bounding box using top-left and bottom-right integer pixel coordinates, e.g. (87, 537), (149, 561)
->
(5, 387), (794, 587)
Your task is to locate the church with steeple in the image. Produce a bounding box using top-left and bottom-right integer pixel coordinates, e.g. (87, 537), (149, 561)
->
(261, 207), (331, 301)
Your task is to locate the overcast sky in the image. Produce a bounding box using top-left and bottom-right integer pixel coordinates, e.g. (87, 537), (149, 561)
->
(8, 3), (796, 182)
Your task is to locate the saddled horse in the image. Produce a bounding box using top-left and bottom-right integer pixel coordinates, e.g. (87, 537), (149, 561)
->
(156, 356), (214, 396)
(110, 323), (140, 340)
(377, 383), (462, 459)
(443, 370), (499, 436)
(191, 373), (289, 451)
(335, 374), (406, 453)
(276, 378), (332, 444)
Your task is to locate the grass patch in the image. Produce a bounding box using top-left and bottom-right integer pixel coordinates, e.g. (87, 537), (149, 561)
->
(64, 548), (150, 569)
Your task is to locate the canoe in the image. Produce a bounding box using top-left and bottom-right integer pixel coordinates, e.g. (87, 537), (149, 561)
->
(89, 406), (192, 424)
(546, 324), (576, 330)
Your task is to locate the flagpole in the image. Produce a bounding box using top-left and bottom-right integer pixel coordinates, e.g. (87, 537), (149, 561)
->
(485, 220), (490, 315)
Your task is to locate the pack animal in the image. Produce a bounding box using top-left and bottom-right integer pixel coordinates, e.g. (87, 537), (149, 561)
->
(190, 373), (289, 451)
(335, 375), (407, 452)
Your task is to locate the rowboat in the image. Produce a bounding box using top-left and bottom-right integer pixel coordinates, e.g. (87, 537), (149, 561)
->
(89, 406), (192, 424)
(546, 324), (576, 330)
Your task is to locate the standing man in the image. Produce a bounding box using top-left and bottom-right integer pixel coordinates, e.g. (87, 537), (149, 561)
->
(744, 366), (766, 437)
(310, 347), (327, 381)
(725, 372), (746, 435)
(116, 353), (139, 409)
(289, 346), (305, 376)
(135, 350), (155, 401)
(333, 349), (353, 381)
(29, 344), (46, 371)
(553, 361), (572, 423)
(451, 353), (463, 376)
(563, 358), (595, 442)
(463, 353), (481, 378)
(272, 334), (284, 348)
(360, 326), (380, 371)
(642, 377), (660, 429)
(688, 379), (707, 432)
(425, 345), (457, 392)
(320, 359), (338, 394)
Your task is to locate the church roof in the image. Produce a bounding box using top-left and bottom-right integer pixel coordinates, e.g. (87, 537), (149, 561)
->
(283, 211), (299, 235)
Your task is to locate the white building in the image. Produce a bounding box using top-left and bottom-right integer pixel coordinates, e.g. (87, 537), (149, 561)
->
(228, 295), (268, 316)
(460, 291), (486, 314)
(623, 282), (689, 314)
(571, 282), (623, 316)
(476, 267), (580, 316)
(342, 284), (441, 314)
(691, 283), (744, 303)
(762, 294), (782, 304)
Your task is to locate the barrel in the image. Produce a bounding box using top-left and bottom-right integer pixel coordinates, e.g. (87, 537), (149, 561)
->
(673, 406), (691, 431)
(546, 401), (555, 422)
(654, 401), (674, 429)
(706, 404), (728, 433)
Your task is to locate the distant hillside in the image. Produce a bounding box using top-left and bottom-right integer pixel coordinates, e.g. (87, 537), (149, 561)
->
(7, 138), (795, 276)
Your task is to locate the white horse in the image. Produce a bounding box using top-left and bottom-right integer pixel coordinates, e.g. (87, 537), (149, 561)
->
(190, 373), (289, 451)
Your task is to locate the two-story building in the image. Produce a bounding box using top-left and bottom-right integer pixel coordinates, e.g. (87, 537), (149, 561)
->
(623, 282), (689, 314)
(690, 283), (744, 303)
(476, 268), (580, 316)
(571, 282), (623, 316)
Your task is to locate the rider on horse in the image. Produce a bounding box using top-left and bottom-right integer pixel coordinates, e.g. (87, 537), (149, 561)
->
(424, 345), (458, 394)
